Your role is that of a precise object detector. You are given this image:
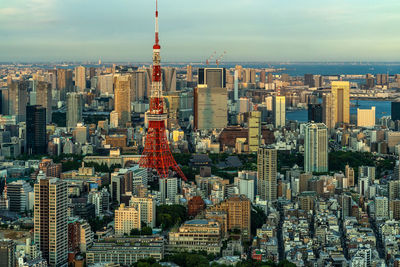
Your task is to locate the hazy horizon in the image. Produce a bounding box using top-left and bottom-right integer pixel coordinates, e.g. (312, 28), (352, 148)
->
(1, 0), (400, 62)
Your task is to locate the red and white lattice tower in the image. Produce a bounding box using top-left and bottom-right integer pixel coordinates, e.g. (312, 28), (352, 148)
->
(139, 0), (187, 181)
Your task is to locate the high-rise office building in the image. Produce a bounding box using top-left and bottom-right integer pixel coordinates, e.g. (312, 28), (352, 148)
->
(198, 68), (226, 88)
(66, 92), (83, 129)
(257, 146), (277, 201)
(248, 111), (261, 153)
(375, 196), (389, 219)
(34, 177), (68, 267)
(114, 75), (131, 127)
(159, 177), (178, 204)
(308, 104), (323, 123)
(98, 74), (114, 95)
(75, 66), (86, 92)
(359, 166), (375, 183)
(234, 70), (239, 102)
(131, 70), (147, 101)
(357, 107), (375, 127)
(376, 73), (388, 86)
(0, 239), (16, 267)
(129, 195), (156, 228)
(36, 81), (52, 124)
(366, 74), (375, 89)
(322, 93), (335, 129)
(345, 165), (355, 187)
(391, 102), (400, 121)
(162, 67), (176, 92)
(272, 95), (285, 128)
(57, 69), (73, 100)
(389, 180), (400, 200)
(194, 85), (227, 130)
(8, 80), (28, 122)
(186, 65), (193, 82)
(331, 81), (350, 125)
(260, 71), (266, 83)
(26, 105), (47, 155)
(7, 180), (32, 213)
(304, 123), (328, 173)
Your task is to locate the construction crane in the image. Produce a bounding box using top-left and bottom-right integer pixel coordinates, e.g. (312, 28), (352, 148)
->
(216, 51), (227, 67)
(206, 51), (216, 66)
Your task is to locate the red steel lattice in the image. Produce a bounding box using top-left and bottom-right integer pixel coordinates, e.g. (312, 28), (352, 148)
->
(139, 0), (187, 181)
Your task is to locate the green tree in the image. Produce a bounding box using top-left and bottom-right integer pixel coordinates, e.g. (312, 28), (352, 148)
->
(130, 228), (141, 236)
(156, 205), (187, 230)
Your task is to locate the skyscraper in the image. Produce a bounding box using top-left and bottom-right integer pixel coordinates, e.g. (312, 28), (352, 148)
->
(186, 65), (193, 82)
(26, 105), (47, 155)
(345, 165), (355, 187)
(234, 70), (239, 102)
(194, 85), (227, 130)
(0, 240), (16, 267)
(308, 104), (323, 123)
(272, 95), (285, 128)
(162, 67), (176, 92)
(75, 66), (86, 92)
(36, 81), (52, 124)
(57, 69), (73, 100)
(198, 68), (226, 88)
(322, 93), (335, 129)
(257, 146), (277, 201)
(34, 177), (68, 267)
(260, 70), (266, 83)
(114, 75), (131, 127)
(248, 111), (261, 153)
(66, 93), (83, 129)
(391, 102), (400, 121)
(8, 80), (28, 123)
(304, 123), (328, 173)
(331, 81), (350, 125)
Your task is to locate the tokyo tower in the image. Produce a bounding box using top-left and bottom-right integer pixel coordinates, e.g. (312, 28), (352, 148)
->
(139, 0), (187, 181)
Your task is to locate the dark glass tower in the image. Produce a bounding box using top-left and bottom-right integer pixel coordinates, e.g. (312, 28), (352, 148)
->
(308, 104), (323, 123)
(392, 102), (400, 121)
(26, 105), (46, 155)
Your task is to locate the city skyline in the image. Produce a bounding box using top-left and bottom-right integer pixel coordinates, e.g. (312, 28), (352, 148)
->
(1, 0), (400, 62)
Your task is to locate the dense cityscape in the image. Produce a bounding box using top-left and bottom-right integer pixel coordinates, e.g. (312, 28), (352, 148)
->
(2, 1), (400, 267)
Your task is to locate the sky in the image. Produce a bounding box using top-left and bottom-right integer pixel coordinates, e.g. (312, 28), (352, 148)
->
(1, 0), (400, 62)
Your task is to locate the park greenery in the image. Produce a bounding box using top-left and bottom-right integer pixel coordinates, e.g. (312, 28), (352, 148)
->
(156, 204), (187, 230)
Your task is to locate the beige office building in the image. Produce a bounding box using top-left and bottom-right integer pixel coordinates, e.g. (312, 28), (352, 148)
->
(331, 81), (350, 125)
(345, 165), (355, 187)
(186, 65), (193, 82)
(322, 93), (336, 129)
(257, 146), (277, 201)
(114, 75), (131, 127)
(34, 177), (68, 267)
(75, 66), (86, 92)
(168, 219), (221, 254)
(248, 111), (261, 153)
(114, 203), (141, 236)
(304, 123), (328, 173)
(36, 81), (52, 124)
(272, 95), (285, 128)
(357, 107), (375, 127)
(129, 196), (156, 228)
(194, 85), (227, 130)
